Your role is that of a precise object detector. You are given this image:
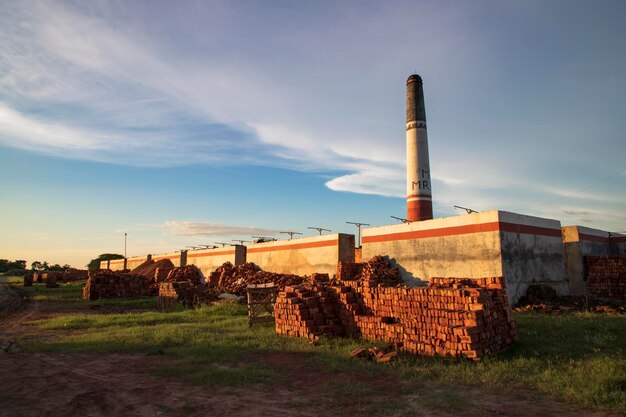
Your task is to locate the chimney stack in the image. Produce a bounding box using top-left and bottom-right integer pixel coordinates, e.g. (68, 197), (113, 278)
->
(406, 74), (433, 222)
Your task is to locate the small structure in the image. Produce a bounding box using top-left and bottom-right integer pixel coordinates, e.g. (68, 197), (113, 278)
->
(246, 283), (278, 326)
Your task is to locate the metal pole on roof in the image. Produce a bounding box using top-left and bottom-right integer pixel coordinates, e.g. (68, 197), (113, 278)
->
(307, 227), (331, 236)
(346, 221), (370, 248)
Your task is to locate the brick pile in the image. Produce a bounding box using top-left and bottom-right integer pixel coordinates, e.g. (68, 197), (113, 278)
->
(209, 262), (308, 295)
(81, 271), (151, 300)
(24, 271), (33, 287)
(43, 272), (61, 287)
(157, 281), (219, 309)
(585, 256), (626, 300)
(164, 265), (204, 286)
(336, 256), (401, 285)
(275, 261), (516, 360)
(62, 269), (89, 282)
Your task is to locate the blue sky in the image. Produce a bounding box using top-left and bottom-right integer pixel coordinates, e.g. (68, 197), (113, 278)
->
(1, 0), (625, 267)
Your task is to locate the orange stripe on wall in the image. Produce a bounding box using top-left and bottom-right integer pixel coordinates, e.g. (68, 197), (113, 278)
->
(578, 233), (610, 244)
(363, 222), (500, 244)
(247, 239), (338, 253)
(362, 221), (561, 244)
(498, 222), (562, 237)
(188, 250), (235, 258)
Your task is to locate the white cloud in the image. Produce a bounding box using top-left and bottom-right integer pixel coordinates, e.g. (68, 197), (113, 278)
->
(162, 221), (281, 238)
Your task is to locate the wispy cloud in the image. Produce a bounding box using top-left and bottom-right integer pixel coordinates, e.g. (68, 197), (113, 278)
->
(162, 221), (281, 238)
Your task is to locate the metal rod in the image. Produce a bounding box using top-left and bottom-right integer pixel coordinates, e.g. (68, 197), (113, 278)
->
(307, 227), (331, 235)
(279, 231), (303, 240)
(454, 205), (478, 214)
(346, 221), (370, 248)
(391, 216), (409, 224)
(124, 233), (127, 259)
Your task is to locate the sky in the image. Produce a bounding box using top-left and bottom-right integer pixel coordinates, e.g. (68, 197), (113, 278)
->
(1, 0), (625, 268)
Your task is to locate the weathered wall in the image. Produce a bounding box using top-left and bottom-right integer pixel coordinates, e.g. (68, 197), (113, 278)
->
(498, 212), (566, 302)
(246, 233), (355, 276)
(562, 226), (611, 296)
(186, 246), (246, 276)
(611, 234), (626, 255)
(151, 252), (181, 268)
(362, 211), (503, 283)
(102, 256), (150, 271)
(362, 210), (568, 305)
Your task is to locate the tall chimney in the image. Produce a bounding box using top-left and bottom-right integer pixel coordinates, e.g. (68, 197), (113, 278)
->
(406, 74), (433, 221)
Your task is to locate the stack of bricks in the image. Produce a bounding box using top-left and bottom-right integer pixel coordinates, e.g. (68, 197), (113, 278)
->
(45, 273), (60, 288)
(62, 269), (89, 282)
(336, 262), (364, 281)
(274, 276), (517, 360)
(157, 281), (218, 309)
(585, 256), (626, 300)
(24, 271), (33, 287)
(81, 272), (151, 300)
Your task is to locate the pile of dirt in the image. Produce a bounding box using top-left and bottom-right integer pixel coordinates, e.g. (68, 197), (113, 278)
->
(208, 262), (309, 295)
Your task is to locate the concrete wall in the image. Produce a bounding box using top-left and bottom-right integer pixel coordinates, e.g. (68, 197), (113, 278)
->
(102, 255), (149, 271)
(362, 211), (503, 282)
(611, 234), (626, 255)
(362, 210), (567, 305)
(186, 246), (246, 276)
(498, 212), (566, 302)
(151, 252), (182, 267)
(562, 226), (611, 296)
(246, 233), (355, 276)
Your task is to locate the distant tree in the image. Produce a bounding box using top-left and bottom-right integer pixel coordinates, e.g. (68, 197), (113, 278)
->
(87, 253), (124, 270)
(62, 264), (71, 270)
(48, 264), (66, 272)
(0, 259), (27, 273)
(31, 261), (44, 271)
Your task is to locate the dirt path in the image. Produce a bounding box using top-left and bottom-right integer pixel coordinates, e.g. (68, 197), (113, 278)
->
(0, 280), (620, 417)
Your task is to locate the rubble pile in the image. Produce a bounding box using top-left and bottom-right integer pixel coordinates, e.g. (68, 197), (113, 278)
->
(209, 262), (308, 295)
(274, 262), (517, 360)
(585, 256), (626, 300)
(81, 272), (151, 300)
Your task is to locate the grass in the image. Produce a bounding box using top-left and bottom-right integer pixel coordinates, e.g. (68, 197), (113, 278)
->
(7, 278), (626, 414)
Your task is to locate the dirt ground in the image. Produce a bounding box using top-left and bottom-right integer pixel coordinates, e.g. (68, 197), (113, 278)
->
(0, 278), (621, 417)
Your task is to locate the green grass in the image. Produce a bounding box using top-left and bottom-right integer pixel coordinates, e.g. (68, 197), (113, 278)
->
(10, 280), (626, 414)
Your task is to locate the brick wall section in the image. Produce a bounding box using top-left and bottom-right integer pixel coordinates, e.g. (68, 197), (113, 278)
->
(584, 256), (626, 300)
(275, 277), (516, 360)
(82, 272), (151, 300)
